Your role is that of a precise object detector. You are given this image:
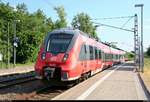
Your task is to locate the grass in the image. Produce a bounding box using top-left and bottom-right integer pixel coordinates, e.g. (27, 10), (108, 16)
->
(140, 57), (150, 92)
(16, 62), (34, 67)
(0, 62), (34, 69)
(143, 58), (150, 76)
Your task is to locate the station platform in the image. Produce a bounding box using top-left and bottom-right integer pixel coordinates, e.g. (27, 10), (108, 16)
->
(52, 62), (148, 100)
(0, 65), (34, 76)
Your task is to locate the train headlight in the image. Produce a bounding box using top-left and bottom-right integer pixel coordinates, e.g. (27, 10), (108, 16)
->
(62, 53), (69, 62)
(41, 53), (46, 60)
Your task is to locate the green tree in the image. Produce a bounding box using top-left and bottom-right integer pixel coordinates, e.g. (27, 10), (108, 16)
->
(146, 46), (150, 57)
(125, 52), (134, 60)
(54, 6), (67, 28)
(71, 12), (97, 37)
(15, 8), (54, 63)
(0, 2), (55, 64)
(16, 3), (27, 14)
(0, 2), (15, 67)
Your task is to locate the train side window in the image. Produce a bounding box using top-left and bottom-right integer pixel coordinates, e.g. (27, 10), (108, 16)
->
(106, 53), (110, 61)
(101, 51), (104, 61)
(104, 53), (106, 62)
(110, 54), (113, 61)
(113, 54), (116, 60)
(106, 53), (109, 61)
(117, 55), (119, 60)
(84, 45), (87, 53)
(107, 54), (109, 61)
(115, 55), (117, 60)
(109, 54), (111, 61)
(112, 54), (114, 61)
(101, 51), (105, 61)
(105, 53), (106, 61)
(89, 46), (94, 60)
(86, 45), (90, 60)
(99, 50), (101, 59)
(95, 47), (98, 59)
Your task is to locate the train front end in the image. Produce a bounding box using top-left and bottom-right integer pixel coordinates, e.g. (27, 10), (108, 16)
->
(34, 29), (77, 82)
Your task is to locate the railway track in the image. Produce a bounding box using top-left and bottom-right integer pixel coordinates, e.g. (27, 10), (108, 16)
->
(20, 84), (68, 100)
(0, 73), (37, 89)
(0, 71), (35, 80)
(0, 70), (71, 100)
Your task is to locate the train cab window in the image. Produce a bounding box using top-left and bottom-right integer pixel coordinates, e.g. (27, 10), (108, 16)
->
(46, 34), (73, 54)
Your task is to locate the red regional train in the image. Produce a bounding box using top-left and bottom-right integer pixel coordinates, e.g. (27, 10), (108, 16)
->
(35, 28), (125, 84)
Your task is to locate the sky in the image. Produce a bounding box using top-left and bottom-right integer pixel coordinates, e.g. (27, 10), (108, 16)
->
(3, 0), (150, 52)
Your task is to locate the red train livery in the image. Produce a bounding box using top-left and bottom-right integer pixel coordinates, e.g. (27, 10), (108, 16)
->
(34, 28), (125, 82)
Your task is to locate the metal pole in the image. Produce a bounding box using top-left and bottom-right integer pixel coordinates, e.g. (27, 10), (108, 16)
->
(141, 5), (144, 73)
(13, 21), (16, 68)
(7, 22), (10, 68)
(135, 4), (144, 73)
(134, 14), (136, 64)
(138, 37), (141, 70)
(134, 14), (139, 71)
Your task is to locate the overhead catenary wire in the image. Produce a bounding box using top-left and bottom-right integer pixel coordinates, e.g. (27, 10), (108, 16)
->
(91, 16), (134, 20)
(91, 15), (135, 33)
(121, 16), (134, 28)
(93, 22), (134, 32)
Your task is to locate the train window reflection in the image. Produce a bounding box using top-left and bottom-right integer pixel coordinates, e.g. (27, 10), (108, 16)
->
(47, 34), (73, 54)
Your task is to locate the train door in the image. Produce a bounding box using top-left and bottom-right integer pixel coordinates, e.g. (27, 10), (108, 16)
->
(79, 44), (88, 73)
(94, 47), (99, 70)
(101, 51), (105, 69)
(89, 45), (95, 73)
(83, 44), (88, 73)
(98, 49), (102, 69)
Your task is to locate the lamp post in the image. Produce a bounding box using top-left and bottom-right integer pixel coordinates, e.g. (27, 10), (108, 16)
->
(13, 20), (20, 68)
(7, 22), (10, 68)
(135, 4), (144, 73)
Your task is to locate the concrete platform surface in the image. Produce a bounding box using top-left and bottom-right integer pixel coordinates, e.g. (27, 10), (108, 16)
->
(0, 65), (34, 76)
(52, 62), (148, 100)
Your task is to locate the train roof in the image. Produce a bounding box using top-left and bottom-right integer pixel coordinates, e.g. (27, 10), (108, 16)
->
(49, 28), (126, 53)
(51, 28), (93, 38)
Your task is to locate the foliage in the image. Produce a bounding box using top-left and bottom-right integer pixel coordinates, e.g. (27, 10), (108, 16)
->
(71, 12), (97, 38)
(0, 2), (98, 65)
(54, 6), (67, 29)
(143, 58), (150, 76)
(0, 2), (66, 64)
(125, 52), (134, 60)
(146, 46), (150, 57)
